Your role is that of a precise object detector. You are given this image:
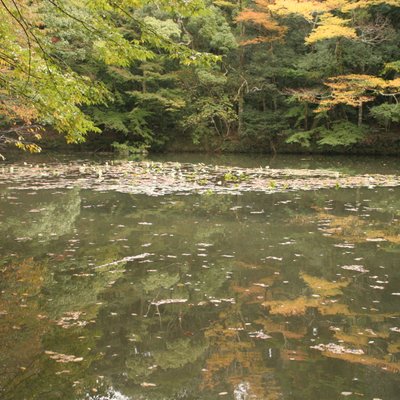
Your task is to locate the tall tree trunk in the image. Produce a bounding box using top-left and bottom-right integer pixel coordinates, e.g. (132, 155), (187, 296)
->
(273, 97), (277, 111)
(335, 38), (344, 74)
(358, 102), (363, 127)
(304, 102), (308, 130)
(269, 138), (277, 155)
(238, 93), (244, 135)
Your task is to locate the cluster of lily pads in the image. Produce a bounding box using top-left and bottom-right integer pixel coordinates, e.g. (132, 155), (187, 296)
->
(1, 161), (399, 196)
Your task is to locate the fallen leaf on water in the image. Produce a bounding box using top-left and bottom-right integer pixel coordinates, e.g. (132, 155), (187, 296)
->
(45, 351), (83, 363)
(151, 298), (188, 306)
(341, 265), (369, 273)
(310, 343), (364, 355)
(55, 370), (71, 375)
(140, 382), (156, 387)
(248, 330), (271, 340)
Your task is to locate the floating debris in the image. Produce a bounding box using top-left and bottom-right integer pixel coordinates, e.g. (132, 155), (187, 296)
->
(151, 299), (188, 306)
(249, 330), (272, 340)
(45, 351), (83, 363)
(209, 298), (235, 304)
(1, 161), (399, 196)
(311, 343), (364, 355)
(341, 265), (369, 273)
(95, 253), (153, 269)
(140, 382), (157, 388)
(56, 311), (88, 329)
(334, 243), (355, 249)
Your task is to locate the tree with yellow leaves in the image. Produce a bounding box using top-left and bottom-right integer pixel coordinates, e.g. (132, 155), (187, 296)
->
(270, 0), (398, 44)
(236, 0), (287, 46)
(318, 73), (400, 126)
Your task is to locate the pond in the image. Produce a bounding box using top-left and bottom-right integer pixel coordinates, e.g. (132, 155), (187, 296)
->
(0, 154), (399, 400)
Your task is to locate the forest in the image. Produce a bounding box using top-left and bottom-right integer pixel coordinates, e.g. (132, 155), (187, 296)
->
(1, 0), (400, 155)
(1, 3), (400, 399)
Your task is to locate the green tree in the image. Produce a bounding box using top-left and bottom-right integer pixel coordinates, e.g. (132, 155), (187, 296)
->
(0, 0), (218, 153)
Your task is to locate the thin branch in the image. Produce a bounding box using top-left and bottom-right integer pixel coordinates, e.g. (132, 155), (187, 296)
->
(0, 50), (41, 79)
(9, 0), (32, 89)
(0, 0), (32, 89)
(0, 0), (64, 97)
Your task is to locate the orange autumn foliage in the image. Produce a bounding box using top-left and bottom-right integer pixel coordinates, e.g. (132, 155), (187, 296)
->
(236, 0), (286, 45)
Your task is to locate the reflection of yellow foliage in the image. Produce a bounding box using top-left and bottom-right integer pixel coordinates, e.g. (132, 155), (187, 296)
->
(230, 274), (279, 305)
(202, 317), (283, 398)
(335, 328), (390, 348)
(282, 349), (308, 361)
(320, 350), (400, 373)
(335, 332), (371, 347)
(255, 318), (306, 339)
(264, 271), (350, 316)
(232, 284), (265, 295)
(318, 214), (364, 237)
(263, 296), (319, 316)
(235, 261), (262, 270)
(289, 214), (315, 225)
(318, 302), (351, 315)
(263, 296), (351, 317)
(231, 284), (266, 304)
(315, 324), (400, 373)
(203, 322), (256, 387)
(315, 213), (400, 244)
(301, 273), (350, 297)
(382, 234), (400, 244)
(388, 341), (400, 354)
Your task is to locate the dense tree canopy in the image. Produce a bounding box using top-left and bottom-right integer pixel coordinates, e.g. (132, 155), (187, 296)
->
(1, 0), (400, 154)
(0, 0), (217, 151)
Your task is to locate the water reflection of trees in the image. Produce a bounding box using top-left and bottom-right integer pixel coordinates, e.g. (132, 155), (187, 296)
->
(0, 188), (399, 399)
(0, 189), (81, 246)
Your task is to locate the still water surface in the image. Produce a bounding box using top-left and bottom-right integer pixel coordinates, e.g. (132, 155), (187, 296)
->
(0, 155), (399, 399)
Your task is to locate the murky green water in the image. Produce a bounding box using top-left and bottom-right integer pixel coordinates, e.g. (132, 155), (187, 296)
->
(0, 155), (399, 400)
